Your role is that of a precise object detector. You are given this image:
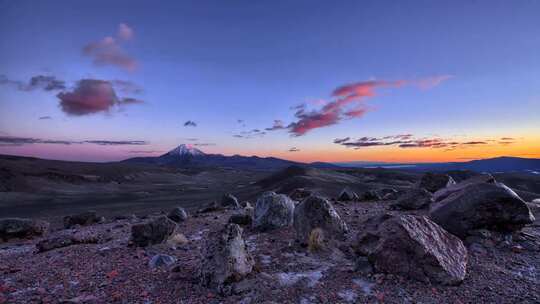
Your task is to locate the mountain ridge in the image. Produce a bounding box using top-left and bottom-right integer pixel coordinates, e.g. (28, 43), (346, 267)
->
(122, 144), (337, 171)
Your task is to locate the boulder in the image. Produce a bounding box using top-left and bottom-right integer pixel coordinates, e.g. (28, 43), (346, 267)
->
(37, 235), (74, 252)
(430, 182), (535, 238)
(168, 207), (188, 223)
(253, 192), (295, 231)
(419, 173), (456, 193)
(293, 195), (348, 245)
(200, 223), (254, 294)
(338, 188), (358, 201)
(198, 201), (222, 214)
(229, 213), (252, 226)
(37, 231), (102, 252)
(130, 216), (177, 247)
(0, 218), (49, 242)
(393, 188), (433, 210)
(221, 194), (241, 209)
(149, 254), (177, 268)
(289, 188), (313, 201)
(433, 174), (496, 202)
(356, 214), (467, 285)
(63, 211), (99, 228)
(377, 188), (399, 200)
(359, 190), (382, 201)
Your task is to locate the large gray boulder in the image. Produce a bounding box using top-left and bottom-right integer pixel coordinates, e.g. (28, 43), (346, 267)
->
(433, 174), (495, 202)
(289, 188), (313, 201)
(393, 188), (433, 210)
(0, 218), (49, 242)
(253, 192), (295, 231)
(63, 211), (100, 228)
(419, 173), (456, 193)
(221, 194), (241, 209)
(130, 216), (177, 247)
(430, 182), (535, 238)
(293, 196), (348, 245)
(200, 223), (254, 294)
(356, 214), (467, 285)
(168, 207), (188, 223)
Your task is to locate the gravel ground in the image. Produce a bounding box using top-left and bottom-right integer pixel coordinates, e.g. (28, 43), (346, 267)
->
(1, 200), (539, 304)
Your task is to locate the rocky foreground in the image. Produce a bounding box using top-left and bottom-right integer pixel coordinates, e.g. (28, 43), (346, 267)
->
(1, 173), (540, 303)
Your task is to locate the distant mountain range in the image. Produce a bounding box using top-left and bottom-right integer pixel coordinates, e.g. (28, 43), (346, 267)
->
(123, 144), (336, 171)
(335, 156), (540, 173)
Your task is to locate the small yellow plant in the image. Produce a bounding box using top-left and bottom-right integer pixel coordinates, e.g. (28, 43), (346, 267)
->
(308, 228), (324, 252)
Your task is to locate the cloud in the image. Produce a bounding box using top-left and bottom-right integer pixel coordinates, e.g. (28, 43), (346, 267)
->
(56, 79), (142, 116)
(128, 150), (163, 154)
(111, 79), (143, 94)
(38, 116), (52, 120)
(119, 97), (144, 105)
(333, 137), (350, 144)
(0, 74), (65, 91)
(268, 76), (450, 136)
(184, 120), (197, 127)
(265, 120), (286, 131)
(194, 143), (216, 146)
(28, 75), (66, 91)
(84, 140), (147, 145)
(0, 136), (75, 146)
(117, 23), (134, 41)
(233, 129), (266, 139)
(0, 136), (148, 147)
(288, 147), (300, 152)
(82, 24), (137, 71)
(334, 135), (495, 150)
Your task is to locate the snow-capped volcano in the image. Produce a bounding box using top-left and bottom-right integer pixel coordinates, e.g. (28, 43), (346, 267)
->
(165, 144), (205, 157)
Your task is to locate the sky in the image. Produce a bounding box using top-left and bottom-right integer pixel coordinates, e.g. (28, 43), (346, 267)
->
(0, 0), (539, 163)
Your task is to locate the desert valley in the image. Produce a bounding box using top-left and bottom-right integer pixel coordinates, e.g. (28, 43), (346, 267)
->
(1, 145), (540, 303)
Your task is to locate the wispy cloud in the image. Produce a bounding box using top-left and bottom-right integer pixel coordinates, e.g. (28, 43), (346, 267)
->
(110, 79), (143, 94)
(82, 23), (137, 72)
(265, 120), (286, 131)
(38, 116), (52, 120)
(57, 79), (143, 116)
(334, 134), (503, 151)
(233, 129), (266, 139)
(0, 74), (66, 91)
(184, 120), (197, 127)
(288, 147), (300, 152)
(128, 150), (163, 154)
(266, 76), (451, 136)
(0, 136), (148, 147)
(193, 143), (216, 146)
(84, 140), (147, 146)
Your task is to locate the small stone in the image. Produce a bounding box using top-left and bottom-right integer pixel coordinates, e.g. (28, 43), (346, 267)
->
(149, 254), (177, 268)
(168, 207), (188, 223)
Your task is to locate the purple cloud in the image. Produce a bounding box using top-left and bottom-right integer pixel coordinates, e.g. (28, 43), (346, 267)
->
(57, 79), (143, 116)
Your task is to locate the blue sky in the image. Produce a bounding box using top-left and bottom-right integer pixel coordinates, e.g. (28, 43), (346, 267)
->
(0, 0), (539, 162)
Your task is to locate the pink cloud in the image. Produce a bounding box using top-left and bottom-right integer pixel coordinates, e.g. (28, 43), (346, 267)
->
(117, 23), (134, 41)
(57, 79), (142, 116)
(276, 76), (451, 136)
(83, 24), (137, 72)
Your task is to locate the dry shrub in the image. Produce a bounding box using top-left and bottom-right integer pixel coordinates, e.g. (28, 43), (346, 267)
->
(308, 228), (324, 252)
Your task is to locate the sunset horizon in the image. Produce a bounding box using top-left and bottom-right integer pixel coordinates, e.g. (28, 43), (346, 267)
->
(2, 1), (539, 164)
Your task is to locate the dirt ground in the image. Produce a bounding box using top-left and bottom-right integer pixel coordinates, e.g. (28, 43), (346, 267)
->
(1, 198), (539, 304)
